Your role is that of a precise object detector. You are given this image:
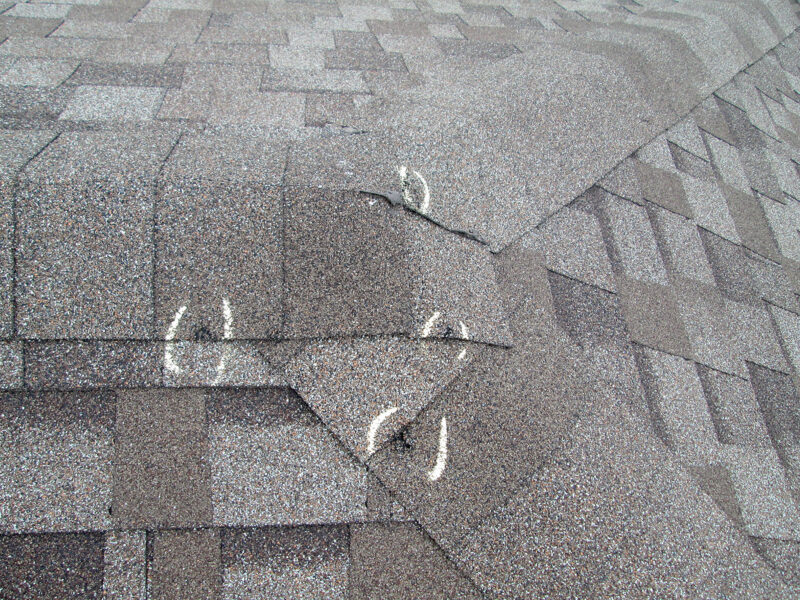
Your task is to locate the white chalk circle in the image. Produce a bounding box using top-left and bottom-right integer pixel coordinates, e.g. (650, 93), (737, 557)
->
(163, 298), (234, 384)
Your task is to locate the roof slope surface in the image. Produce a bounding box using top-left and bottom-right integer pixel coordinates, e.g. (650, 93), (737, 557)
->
(2, 0), (800, 598)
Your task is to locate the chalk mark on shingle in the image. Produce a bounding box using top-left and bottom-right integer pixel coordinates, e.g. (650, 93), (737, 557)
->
(164, 304), (187, 374)
(367, 406), (400, 457)
(164, 299), (234, 383)
(211, 297), (234, 385)
(427, 416), (448, 482)
(458, 321), (469, 360)
(397, 165), (431, 215)
(421, 311), (441, 338)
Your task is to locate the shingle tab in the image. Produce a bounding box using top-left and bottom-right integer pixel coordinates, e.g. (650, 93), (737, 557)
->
(369, 276), (588, 553)
(148, 529), (220, 600)
(525, 206), (616, 292)
(549, 271), (627, 346)
(0, 58), (76, 87)
(639, 347), (719, 459)
(699, 365), (772, 447)
(220, 525), (349, 599)
(0, 532), (104, 599)
(287, 337), (469, 461)
(0, 342), (22, 389)
(25, 341), (162, 390)
(600, 192), (670, 285)
(208, 388), (367, 526)
(103, 531), (146, 600)
(0, 391), (114, 533)
(350, 523), (482, 600)
(66, 63), (184, 88)
(113, 389), (211, 528)
(284, 188), (413, 338)
(616, 275), (692, 357)
(649, 205), (715, 284)
(16, 179), (156, 339)
(675, 280), (746, 377)
(155, 181), (283, 340)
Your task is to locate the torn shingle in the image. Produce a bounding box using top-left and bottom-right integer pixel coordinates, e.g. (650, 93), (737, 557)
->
(283, 188), (414, 338)
(368, 307), (588, 553)
(283, 188), (509, 344)
(286, 336), (469, 461)
(0, 2), (798, 596)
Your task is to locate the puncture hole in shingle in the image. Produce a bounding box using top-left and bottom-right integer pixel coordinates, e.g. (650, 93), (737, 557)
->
(193, 326), (215, 342)
(390, 425), (414, 452)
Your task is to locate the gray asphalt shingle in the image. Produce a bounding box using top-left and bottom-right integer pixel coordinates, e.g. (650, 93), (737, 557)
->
(24, 341), (162, 390)
(649, 204), (716, 284)
(113, 389), (211, 529)
(369, 250), (588, 554)
(149, 529), (221, 600)
(616, 275), (692, 358)
(525, 206), (616, 292)
(103, 530), (146, 600)
(0, 58), (76, 87)
(155, 181), (283, 340)
(350, 522), (482, 600)
(208, 388), (367, 526)
(220, 525), (349, 599)
(0, 532), (104, 599)
(16, 179), (155, 339)
(0, 391), (114, 533)
(286, 336), (469, 461)
(60, 85), (164, 122)
(284, 188), (414, 338)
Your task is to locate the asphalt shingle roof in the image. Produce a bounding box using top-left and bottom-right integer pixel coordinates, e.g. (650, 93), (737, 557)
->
(3, 0), (800, 598)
